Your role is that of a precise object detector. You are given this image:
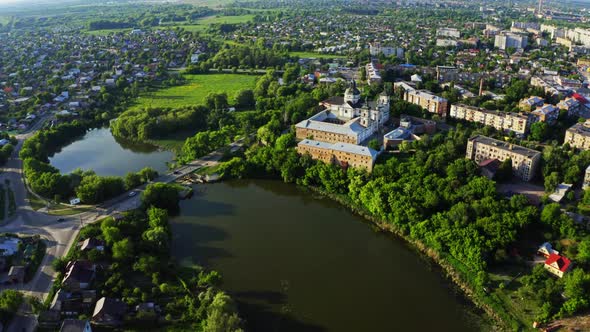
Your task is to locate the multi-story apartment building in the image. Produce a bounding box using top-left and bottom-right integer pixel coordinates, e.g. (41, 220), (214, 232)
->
(494, 32), (528, 50)
(532, 104), (560, 124)
(368, 42), (404, 58)
(564, 120), (590, 150)
(558, 97), (581, 117)
(518, 96), (545, 111)
(394, 82), (448, 117)
(437, 28), (461, 38)
(466, 135), (541, 181)
(296, 139), (378, 172)
(449, 104), (529, 136)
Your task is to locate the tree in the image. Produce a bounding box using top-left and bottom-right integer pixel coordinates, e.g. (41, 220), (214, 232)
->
(141, 183), (180, 212)
(544, 172), (560, 193)
(234, 89), (255, 109)
(530, 122), (549, 141)
(577, 238), (590, 264)
(368, 139), (381, 151)
(112, 238), (134, 261)
(147, 206), (169, 228)
(0, 290), (23, 317)
(125, 172), (143, 190)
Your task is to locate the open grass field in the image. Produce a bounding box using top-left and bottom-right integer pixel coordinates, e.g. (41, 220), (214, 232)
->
(85, 28), (132, 36)
(167, 14), (255, 34)
(130, 73), (259, 111)
(289, 51), (347, 59)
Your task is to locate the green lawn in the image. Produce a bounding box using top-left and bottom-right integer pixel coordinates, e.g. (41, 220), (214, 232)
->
(166, 15), (255, 34)
(130, 74), (259, 111)
(289, 51), (347, 59)
(148, 131), (195, 153)
(85, 28), (132, 35)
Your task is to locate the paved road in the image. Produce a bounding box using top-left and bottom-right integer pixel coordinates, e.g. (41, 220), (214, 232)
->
(0, 121), (241, 297)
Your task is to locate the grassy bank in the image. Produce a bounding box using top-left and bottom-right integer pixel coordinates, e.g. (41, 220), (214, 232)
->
(130, 74), (258, 111)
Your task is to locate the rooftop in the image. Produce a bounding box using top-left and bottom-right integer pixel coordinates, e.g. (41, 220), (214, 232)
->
(298, 139), (379, 159)
(469, 135), (541, 159)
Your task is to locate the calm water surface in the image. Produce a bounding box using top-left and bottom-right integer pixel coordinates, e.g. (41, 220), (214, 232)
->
(49, 127), (173, 176)
(171, 180), (480, 332)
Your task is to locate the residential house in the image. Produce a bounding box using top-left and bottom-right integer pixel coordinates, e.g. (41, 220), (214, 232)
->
(531, 104), (560, 124)
(92, 297), (127, 326)
(558, 97), (582, 117)
(79, 238), (104, 252)
(544, 253), (572, 278)
(62, 261), (95, 291)
(537, 242), (559, 258)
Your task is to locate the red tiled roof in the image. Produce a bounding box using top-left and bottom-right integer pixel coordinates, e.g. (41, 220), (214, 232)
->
(545, 253), (571, 272)
(572, 93), (589, 104)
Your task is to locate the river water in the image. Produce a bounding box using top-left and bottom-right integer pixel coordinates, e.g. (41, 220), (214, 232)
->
(171, 180), (481, 332)
(48, 127), (173, 177)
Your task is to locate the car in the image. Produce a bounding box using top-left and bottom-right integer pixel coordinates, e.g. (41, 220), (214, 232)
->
(128, 191), (137, 197)
(57, 218), (65, 222)
(173, 171), (181, 175)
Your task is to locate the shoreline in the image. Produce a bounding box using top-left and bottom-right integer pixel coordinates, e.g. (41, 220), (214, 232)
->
(301, 184), (509, 331)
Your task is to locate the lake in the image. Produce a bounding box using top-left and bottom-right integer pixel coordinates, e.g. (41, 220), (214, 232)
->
(171, 180), (482, 332)
(48, 127), (173, 177)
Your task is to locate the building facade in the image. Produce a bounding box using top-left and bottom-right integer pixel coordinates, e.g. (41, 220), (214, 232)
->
(296, 139), (378, 172)
(558, 97), (582, 117)
(466, 135), (541, 181)
(564, 120), (590, 150)
(494, 32), (528, 50)
(450, 104), (529, 136)
(394, 82), (448, 117)
(296, 81), (390, 144)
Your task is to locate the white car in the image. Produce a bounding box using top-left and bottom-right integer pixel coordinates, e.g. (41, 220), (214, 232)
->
(128, 191), (137, 197)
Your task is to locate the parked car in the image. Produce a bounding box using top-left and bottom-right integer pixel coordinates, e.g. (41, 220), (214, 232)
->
(128, 191), (137, 197)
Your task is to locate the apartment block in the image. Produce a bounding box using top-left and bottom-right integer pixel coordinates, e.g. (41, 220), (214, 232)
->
(449, 104), (529, 136)
(466, 135), (541, 181)
(564, 120), (590, 150)
(297, 139), (378, 172)
(557, 97), (581, 117)
(394, 82), (448, 117)
(532, 104), (560, 124)
(494, 32), (528, 50)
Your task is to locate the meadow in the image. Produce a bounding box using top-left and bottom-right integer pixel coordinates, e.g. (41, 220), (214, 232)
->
(130, 73), (259, 111)
(166, 14), (255, 33)
(289, 51), (348, 59)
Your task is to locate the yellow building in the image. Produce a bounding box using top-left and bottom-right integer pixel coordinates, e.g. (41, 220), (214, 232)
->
(466, 135), (541, 181)
(564, 120), (590, 150)
(394, 82), (448, 117)
(296, 139), (378, 172)
(450, 104), (529, 136)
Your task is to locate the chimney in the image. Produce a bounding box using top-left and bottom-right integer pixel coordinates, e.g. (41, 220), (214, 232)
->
(479, 78), (484, 96)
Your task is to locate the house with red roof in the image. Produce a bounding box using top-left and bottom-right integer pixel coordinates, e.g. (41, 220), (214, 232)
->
(544, 253), (572, 278)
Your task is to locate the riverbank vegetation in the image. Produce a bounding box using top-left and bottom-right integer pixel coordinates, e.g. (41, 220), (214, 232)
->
(207, 120), (590, 330)
(51, 182), (242, 331)
(20, 121), (159, 204)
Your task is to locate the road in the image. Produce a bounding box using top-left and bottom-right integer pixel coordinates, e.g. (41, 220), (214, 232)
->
(0, 119), (243, 331)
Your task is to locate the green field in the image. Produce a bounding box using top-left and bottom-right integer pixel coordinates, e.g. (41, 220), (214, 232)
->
(85, 28), (131, 36)
(131, 74), (259, 111)
(289, 51), (347, 59)
(168, 14), (255, 33)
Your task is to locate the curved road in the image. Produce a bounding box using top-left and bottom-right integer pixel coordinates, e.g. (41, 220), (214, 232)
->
(0, 118), (240, 331)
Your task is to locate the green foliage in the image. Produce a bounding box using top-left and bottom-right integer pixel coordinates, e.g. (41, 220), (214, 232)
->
(112, 238), (134, 261)
(530, 122), (549, 142)
(141, 183), (181, 212)
(0, 289), (23, 324)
